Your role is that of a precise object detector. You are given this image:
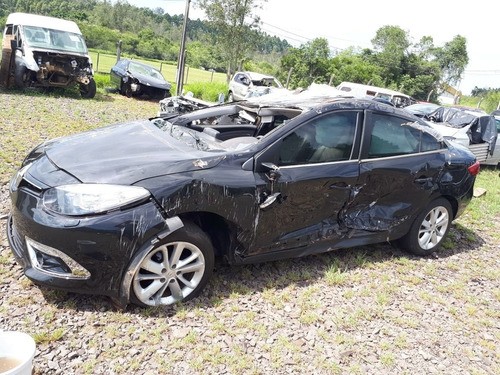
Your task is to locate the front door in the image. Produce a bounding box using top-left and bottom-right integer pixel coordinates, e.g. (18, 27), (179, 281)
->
(249, 110), (362, 255)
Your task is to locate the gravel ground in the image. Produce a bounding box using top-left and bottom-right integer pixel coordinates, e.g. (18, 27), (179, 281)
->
(0, 90), (499, 375)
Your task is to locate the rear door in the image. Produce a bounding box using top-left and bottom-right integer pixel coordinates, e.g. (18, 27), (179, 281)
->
(346, 110), (447, 234)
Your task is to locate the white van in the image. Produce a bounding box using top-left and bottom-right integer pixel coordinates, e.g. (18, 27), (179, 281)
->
(0, 12), (96, 98)
(337, 81), (413, 108)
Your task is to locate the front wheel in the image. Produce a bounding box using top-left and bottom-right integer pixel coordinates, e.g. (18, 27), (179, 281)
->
(130, 221), (214, 307)
(14, 66), (30, 89)
(398, 198), (452, 256)
(80, 78), (96, 99)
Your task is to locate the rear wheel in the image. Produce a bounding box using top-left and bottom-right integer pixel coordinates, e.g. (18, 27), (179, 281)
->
(398, 198), (452, 256)
(130, 221), (214, 307)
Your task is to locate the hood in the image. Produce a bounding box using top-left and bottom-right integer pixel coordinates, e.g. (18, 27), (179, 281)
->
(42, 120), (225, 185)
(426, 122), (464, 138)
(133, 72), (171, 90)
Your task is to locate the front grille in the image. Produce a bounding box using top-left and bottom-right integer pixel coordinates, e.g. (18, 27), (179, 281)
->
(18, 177), (43, 195)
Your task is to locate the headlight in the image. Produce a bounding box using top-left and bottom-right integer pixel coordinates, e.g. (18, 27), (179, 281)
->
(42, 184), (150, 216)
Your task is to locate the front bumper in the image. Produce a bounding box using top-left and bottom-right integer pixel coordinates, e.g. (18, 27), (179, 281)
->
(7, 190), (170, 301)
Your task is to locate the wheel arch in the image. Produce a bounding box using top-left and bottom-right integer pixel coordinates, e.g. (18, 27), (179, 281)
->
(179, 211), (242, 261)
(441, 194), (459, 219)
(117, 215), (184, 308)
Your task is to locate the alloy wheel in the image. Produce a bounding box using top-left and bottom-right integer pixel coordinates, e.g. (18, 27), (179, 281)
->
(417, 206), (449, 250)
(132, 241), (206, 306)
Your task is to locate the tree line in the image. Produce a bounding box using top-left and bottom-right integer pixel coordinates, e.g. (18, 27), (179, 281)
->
(0, 0), (290, 74)
(1, 0), (497, 102)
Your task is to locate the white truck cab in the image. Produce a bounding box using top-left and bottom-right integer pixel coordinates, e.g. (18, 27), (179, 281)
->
(0, 12), (96, 98)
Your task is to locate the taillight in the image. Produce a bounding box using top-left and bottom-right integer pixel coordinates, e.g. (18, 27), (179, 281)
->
(467, 161), (480, 176)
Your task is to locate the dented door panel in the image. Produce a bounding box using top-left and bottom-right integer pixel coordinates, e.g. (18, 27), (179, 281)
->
(250, 161), (360, 255)
(346, 152), (447, 234)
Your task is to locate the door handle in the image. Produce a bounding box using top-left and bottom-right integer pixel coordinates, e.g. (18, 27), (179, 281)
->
(260, 192), (282, 209)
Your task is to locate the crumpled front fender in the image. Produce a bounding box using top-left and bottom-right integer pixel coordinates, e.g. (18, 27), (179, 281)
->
(15, 48), (39, 71)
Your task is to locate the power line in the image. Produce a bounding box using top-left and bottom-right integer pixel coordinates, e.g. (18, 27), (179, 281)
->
(260, 23), (345, 55)
(261, 21), (368, 47)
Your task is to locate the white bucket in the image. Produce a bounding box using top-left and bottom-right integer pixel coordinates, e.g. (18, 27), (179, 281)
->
(0, 331), (36, 375)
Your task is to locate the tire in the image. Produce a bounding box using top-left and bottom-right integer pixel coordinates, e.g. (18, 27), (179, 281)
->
(119, 81), (127, 96)
(124, 84), (133, 98)
(398, 198), (452, 256)
(130, 221), (214, 307)
(227, 91), (234, 102)
(14, 65), (29, 89)
(80, 78), (96, 99)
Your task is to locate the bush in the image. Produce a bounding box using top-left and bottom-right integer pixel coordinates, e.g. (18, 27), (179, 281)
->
(184, 82), (229, 102)
(93, 73), (110, 89)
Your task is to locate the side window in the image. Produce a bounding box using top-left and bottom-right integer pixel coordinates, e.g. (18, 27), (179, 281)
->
(369, 114), (419, 157)
(278, 112), (357, 166)
(421, 131), (442, 151)
(368, 114), (440, 158)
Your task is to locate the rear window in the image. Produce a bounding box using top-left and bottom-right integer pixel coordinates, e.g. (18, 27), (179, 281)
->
(368, 114), (441, 158)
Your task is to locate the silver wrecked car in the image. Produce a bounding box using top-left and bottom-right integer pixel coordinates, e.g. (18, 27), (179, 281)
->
(228, 71), (286, 102)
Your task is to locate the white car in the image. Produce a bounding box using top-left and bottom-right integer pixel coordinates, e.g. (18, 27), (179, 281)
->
(424, 106), (499, 166)
(487, 111), (500, 166)
(228, 71), (286, 102)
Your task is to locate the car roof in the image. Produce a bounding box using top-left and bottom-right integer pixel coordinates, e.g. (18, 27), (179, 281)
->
(241, 83), (408, 114)
(238, 71), (276, 80)
(6, 12), (82, 34)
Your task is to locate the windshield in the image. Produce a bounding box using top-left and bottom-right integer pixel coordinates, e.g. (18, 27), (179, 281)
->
(129, 62), (164, 80)
(251, 77), (283, 88)
(23, 26), (87, 54)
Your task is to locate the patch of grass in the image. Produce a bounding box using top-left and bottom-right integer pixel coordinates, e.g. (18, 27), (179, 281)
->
(324, 259), (348, 286)
(380, 352), (396, 367)
(32, 328), (65, 344)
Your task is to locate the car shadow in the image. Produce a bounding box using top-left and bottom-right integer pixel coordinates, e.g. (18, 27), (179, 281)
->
(39, 222), (487, 316)
(104, 87), (167, 103)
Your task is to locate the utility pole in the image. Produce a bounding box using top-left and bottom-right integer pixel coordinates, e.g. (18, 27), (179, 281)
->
(176, 0), (190, 96)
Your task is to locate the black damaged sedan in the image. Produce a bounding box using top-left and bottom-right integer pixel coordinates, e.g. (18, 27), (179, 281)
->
(7, 97), (479, 308)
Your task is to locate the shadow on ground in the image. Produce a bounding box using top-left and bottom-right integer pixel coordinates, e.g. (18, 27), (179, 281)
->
(37, 221), (487, 317)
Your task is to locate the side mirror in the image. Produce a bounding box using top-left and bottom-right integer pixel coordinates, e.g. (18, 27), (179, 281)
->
(261, 162), (280, 182)
(10, 39), (18, 50)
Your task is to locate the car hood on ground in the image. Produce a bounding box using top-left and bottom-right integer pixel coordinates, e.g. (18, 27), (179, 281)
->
(41, 120), (224, 185)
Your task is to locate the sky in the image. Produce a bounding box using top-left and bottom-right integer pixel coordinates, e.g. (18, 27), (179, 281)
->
(124, 0), (500, 95)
